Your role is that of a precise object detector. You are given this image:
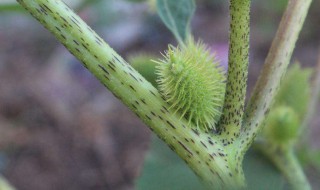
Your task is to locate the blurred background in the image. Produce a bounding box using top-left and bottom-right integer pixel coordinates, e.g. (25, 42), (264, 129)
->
(0, 0), (319, 189)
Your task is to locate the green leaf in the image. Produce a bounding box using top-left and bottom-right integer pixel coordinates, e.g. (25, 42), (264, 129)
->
(263, 106), (300, 143)
(156, 0), (195, 45)
(0, 1), (23, 12)
(135, 135), (205, 190)
(298, 148), (320, 171)
(274, 63), (312, 119)
(129, 54), (158, 87)
(309, 152), (320, 174)
(244, 149), (285, 190)
(125, 0), (147, 3)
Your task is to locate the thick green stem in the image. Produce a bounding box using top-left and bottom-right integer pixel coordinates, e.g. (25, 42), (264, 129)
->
(219, 0), (250, 143)
(17, 0), (245, 189)
(255, 143), (311, 190)
(238, 0), (312, 156)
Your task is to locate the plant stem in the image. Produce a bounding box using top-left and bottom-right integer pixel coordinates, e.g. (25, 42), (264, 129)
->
(219, 0), (250, 143)
(255, 143), (311, 190)
(17, 0), (245, 188)
(238, 0), (312, 156)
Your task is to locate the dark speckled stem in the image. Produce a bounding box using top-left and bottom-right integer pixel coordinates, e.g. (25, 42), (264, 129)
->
(219, 0), (250, 144)
(16, 0), (246, 189)
(239, 0), (312, 156)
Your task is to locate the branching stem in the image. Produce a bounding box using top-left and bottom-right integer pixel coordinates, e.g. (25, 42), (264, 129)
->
(238, 0), (312, 155)
(17, 0), (245, 189)
(15, 0), (315, 189)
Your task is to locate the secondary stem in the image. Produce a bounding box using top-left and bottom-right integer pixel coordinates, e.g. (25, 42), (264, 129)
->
(219, 0), (250, 143)
(17, 0), (245, 188)
(239, 0), (312, 155)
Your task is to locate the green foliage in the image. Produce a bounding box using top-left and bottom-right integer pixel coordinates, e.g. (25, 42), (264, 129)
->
(262, 63), (312, 144)
(129, 54), (158, 87)
(264, 106), (300, 143)
(126, 0), (147, 3)
(274, 63), (312, 118)
(136, 136), (204, 190)
(257, 0), (288, 13)
(155, 40), (226, 131)
(16, 0), (315, 189)
(0, 176), (15, 190)
(0, 1), (23, 12)
(156, 0), (195, 44)
(307, 151), (320, 170)
(298, 148), (320, 171)
(244, 150), (285, 190)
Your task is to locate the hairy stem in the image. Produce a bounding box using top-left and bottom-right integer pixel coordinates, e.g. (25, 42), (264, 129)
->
(17, 0), (245, 188)
(238, 0), (312, 155)
(219, 0), (250, 143)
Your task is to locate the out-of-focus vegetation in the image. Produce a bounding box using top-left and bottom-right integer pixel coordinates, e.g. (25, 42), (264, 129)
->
(0, 175), (15, 190)
(0, 0), (319, 189)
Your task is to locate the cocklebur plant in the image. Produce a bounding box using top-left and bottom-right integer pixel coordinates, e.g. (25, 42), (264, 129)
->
(15, 0), (316, 189)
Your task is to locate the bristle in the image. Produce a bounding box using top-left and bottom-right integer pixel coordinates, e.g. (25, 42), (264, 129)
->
(156, 40), (226, 131)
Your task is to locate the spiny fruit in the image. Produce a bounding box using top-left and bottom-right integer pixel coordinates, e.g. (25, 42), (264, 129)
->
(155, 40), (226, 131)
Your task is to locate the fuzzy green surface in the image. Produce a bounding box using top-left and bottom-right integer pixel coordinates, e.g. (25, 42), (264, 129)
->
(156, 41), (226, 131)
